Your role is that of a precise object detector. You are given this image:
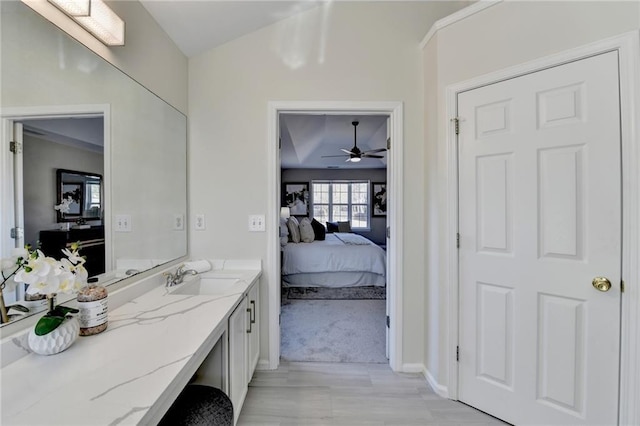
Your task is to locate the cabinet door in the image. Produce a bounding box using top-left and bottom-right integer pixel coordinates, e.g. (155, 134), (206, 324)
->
(228, 296), (248, 423)
(247, 282), (260, 379)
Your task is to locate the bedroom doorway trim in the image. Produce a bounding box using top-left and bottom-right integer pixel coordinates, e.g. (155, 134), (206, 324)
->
(266, 101), (404, 371)
(444, 31), (640, 425)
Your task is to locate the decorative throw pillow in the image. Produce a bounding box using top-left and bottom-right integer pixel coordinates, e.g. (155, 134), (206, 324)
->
(326, 221), (339, 233)
(298, 217), (315, 243)
(310, 218), (326, 241)
(337, 221), (352, 233)
(287, 216), (301, 243)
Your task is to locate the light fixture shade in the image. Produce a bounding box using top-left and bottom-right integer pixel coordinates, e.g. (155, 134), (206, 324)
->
(48, 0), (91, 17)
(350, 157), (361, 163)
(280, 207), (291, 219)
(74, 0), (125, 46)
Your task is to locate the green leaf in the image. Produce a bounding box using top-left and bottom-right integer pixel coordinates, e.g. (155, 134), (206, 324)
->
(53, 306), (79, 316)
(34, 315), (65, 336)
(7, 304), (29, 313)
(33, 306), (79, 335)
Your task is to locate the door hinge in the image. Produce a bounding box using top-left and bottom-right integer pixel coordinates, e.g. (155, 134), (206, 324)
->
(456, 233), (460, 249)
(456, 345), (459, 362)
(387, 137), (391, 150)
(386, 315), (390, 328)
(452, 117), (460, 135)
(9, 141), (22, 154)
(10, 227), (24, 239)
(386, 227), (390, 239)
(279, 137), (282, 149)
(621, 280), (625, 293)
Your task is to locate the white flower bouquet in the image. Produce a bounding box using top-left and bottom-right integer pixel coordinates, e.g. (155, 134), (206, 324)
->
(0, 243), (88, 333)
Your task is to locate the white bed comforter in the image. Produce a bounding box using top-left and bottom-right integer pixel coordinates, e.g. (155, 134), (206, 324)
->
(282, 233), (386, 276)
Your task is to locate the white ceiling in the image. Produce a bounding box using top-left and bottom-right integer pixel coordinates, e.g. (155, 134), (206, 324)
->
(138, 1), (323, 58)
(280, 114), (388, 169)
(138, 1), (391, 169)
(21, 117), (104, 153)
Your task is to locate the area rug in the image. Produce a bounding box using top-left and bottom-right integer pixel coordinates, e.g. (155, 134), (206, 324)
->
(280, 299), (387, 363)
(284, 286), (386, 300)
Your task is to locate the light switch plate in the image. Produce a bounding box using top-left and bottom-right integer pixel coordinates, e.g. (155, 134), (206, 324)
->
(248, 214), (265, 232)
(195, 214), (206, 230)
(115, 214), (132, 232)
(174, 213), (185, 230)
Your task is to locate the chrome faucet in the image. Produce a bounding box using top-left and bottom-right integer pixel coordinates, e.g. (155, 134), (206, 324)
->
(164, 265), (198, 287)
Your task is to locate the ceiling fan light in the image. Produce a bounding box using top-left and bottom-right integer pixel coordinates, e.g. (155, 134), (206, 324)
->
(350, 157), (361, 163)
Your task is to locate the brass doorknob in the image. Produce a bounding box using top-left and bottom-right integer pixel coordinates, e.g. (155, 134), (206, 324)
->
(592, 277), (612, 292)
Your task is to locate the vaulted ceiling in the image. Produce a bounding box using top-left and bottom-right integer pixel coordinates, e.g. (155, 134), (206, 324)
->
(139, 1), (322, 57)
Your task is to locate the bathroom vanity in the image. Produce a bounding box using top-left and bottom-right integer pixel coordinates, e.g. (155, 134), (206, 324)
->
(0, 261), (261, 425)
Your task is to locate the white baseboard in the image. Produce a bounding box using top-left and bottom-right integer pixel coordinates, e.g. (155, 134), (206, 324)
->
(424, 367), (449, 399)
(256, 359), (272, 371)
(401, 363), (424, 373)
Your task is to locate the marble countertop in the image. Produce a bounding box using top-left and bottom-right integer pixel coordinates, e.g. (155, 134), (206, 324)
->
(0, 266), (261, 425)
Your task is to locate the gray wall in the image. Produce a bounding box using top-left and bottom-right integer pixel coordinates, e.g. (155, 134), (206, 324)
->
(23, 135), (104, 247)
(282, 168), (387, 244)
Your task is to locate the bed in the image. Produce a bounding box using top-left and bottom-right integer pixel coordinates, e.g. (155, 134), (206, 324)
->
(281, 233), (386, 288)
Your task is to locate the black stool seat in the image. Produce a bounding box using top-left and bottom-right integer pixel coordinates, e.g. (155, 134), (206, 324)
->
(159, 384), (233, 426)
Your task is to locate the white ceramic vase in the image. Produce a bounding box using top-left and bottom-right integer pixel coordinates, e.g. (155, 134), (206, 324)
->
(28, 316), (80, 356)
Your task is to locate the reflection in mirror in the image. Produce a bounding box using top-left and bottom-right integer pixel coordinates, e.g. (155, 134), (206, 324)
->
(56, 169), (103, 224)
(0, 1), (187, 328)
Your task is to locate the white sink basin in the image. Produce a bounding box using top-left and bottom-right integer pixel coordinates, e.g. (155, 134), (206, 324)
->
(202, 271), (246, 279)
(170, 277), (240, 296)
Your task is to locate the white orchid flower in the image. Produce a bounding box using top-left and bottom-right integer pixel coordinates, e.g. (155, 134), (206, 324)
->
(74, 264), (88, 286)
(56, 272), (79, 294)
(10, 244), (90, 299)
(1, 257), (15, 272)
(61, 247), (84, 265)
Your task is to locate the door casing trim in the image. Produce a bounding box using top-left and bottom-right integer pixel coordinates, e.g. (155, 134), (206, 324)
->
(444, 31), (640, 425)
(266, 101), (404, 371)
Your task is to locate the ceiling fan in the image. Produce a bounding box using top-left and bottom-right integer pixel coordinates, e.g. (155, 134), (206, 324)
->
(322, 121), (386, 163)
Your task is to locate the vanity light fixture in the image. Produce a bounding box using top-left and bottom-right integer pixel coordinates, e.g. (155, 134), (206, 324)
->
(47, 0), (90, 16)
(48, 0), (125, 46)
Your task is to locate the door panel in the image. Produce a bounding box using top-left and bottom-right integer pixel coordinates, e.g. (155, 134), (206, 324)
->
(458, 51), (621, 425)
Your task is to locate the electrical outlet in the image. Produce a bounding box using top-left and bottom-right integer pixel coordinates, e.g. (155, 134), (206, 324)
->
(174, 213), (184, 230)
(195, 214), (206, 230)
(115, 214), (132, 232)
(248, 214), (265, 232)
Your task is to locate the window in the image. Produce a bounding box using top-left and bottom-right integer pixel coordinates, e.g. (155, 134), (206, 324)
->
(311, 180), (370, 229)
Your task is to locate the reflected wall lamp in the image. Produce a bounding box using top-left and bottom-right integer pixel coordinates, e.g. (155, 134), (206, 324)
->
(280, 207), (291, 219)
(48, 0), (125, 46)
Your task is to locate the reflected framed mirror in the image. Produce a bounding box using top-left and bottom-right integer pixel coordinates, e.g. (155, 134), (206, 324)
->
(56, 169), (103, 223)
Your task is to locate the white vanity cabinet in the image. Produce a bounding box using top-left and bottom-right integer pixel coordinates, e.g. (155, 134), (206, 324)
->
(228, 295), (248, 424)
(247, 281), (259, 380)
(228, 279), (260, 424)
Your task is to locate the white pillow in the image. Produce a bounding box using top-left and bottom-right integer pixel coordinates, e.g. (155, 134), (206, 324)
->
(287, 216), (301, 243)
(298, 217), (315, 243)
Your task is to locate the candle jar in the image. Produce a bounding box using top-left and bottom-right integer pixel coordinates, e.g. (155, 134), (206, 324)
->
(77, 284), (108, 336)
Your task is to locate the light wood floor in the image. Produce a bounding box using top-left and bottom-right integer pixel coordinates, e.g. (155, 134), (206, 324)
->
(238, 361), (508, 425)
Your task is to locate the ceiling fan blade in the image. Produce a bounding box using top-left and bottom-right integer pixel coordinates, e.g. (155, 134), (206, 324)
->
(364, 148), (387, 154)
(322, 154), (349, 158)
(362, 154), (384, 159)
(340, 148), (354, 155)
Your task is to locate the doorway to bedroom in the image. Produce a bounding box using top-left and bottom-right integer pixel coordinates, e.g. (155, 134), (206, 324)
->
(278, 112), (390, 364)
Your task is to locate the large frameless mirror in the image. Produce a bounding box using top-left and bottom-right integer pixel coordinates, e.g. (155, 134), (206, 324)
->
(0, 0), (188, 327)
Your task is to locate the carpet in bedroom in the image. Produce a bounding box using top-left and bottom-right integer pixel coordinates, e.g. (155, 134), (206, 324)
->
(284, 286), (386, 300)
(280, 299), (387, 363)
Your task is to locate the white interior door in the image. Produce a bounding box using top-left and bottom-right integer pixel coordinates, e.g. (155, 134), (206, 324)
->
(12, 122), (25, 251)
(458, 51), (621, 425)
(385, 116), (391, 359)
